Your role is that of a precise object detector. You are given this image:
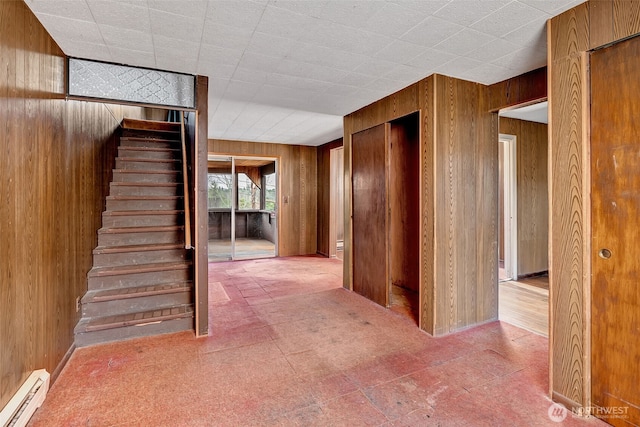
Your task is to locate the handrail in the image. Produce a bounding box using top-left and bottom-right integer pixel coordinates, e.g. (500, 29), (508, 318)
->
(180, 113), (192, 250)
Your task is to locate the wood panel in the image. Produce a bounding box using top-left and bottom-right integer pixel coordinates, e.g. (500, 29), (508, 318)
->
(613, 0), (640, 40)
(344, 74), (497, 336)
(194, 76), (209, 337)
(548, 8), (590, 408)
(590, 35), (640, 426)
(389, 113), (420, 293)
(343, 82), (423, 296)
(433, 75), (498, 335)
(0, 0), (150, 409)
(316, 138), (343, 257)
(209, 139), (317, 256)
(499, 118), (549, 276)
(487, 67), (547, 112)
(420, 76), (435, 334)
(352, 124), (388, 307)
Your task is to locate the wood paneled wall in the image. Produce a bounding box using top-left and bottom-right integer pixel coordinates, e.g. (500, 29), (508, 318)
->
(0, 0), (150, 409)
(499, 118), (549, 276)
(344, 75), (498, 336)
(488, 67), (547, 112)
(208, 140), (317, 256)
(316, 138), (343, 257)
(548, 0), (640, 409)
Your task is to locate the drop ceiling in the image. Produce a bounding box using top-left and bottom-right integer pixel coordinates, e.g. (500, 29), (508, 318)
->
(25, 0), (582, 146)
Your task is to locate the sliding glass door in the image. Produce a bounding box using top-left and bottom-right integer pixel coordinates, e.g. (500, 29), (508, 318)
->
(207, 156), (277, 262)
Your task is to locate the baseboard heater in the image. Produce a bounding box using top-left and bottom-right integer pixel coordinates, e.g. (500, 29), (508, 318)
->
(0, 369), (50, 427)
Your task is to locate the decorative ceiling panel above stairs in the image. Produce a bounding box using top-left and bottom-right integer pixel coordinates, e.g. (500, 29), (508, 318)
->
(75, 119), (194, 347)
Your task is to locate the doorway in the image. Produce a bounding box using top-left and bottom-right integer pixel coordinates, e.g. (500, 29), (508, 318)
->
(329, 146), (344, 260)
(497, 104), (550, 336)
(351, 112), (420, 324)
(498, 134), (517, 282)
(207, 156), (278, 262)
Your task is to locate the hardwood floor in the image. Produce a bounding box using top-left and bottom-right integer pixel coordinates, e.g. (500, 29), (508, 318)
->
(499, 277), (549, 337)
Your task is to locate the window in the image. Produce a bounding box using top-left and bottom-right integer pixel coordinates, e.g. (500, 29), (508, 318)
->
(264, 173), (276, 212)
(208, 173), (232, 208)
(237, 173), (261, 210)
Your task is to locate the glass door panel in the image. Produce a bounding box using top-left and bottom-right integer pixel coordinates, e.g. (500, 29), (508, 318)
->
(207, 157), (234, 261)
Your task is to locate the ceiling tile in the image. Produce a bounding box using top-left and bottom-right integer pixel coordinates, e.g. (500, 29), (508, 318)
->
(34, 14), (104, 45)
(493, 46), (546, 71)
(384, 65), (429, 83)
(109, 47), (156, 69)
(286, 43), (369, 72)
(149, 10), (205, 43)
(201, 23), (252, 50)
(407, 48), (457, 70)
(466, 37), (520, 62)
(197, 60), (235, 80)
(255, 5), (321, 42)
(99, 24), (154, 53)
(199, 43), (243, 66)
(434, 56), (483, 76)
(28, 0), (583, 146)
(86, 0), (151, 31)
(25, 0), (94, 22)
(314, 0), (384, 27)
(268, 0), (328, 17)
(363, 2), (436, 38)
(500, 16), (547, 48)
(147, 0), (209, 19)
(470, 1), (547, 38)
(55, 38), (112, 62)
(518, 0), (584, 14)
(205, 0), (267, 28)
(434, 29), (496, 56)
(434, 0), (511, 26)
(338, 72), (379, 87)
(374, 40), (429, 64)
(353, 58), (398, 78)
(245, 32), (296, 58)
(401, 16), (464, 47)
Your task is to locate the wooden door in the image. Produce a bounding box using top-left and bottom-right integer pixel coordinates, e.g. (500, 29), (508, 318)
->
(591, 35), (640, 426)
(352, 124), (388, 307)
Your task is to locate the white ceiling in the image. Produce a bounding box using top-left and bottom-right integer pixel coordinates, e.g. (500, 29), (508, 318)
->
(26, 0), (581, 146)
(500, 100), (548, 124)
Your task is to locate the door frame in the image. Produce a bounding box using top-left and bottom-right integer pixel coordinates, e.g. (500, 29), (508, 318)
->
(207, 154), (279, 260)
(499, 134), (518, 280)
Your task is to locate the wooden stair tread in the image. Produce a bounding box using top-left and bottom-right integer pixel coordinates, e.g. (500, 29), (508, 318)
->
(83, 304), (193, 332)
(85, 282), (192, 303)
(113, 169), (180, 175)
(111, 182), (180, 187)
(118, 146), (180, 153)
(117, 157), (180, 163)
(106, 195), (182, 200)
(88, 261), (192, 277)
(98, 225), (184, 234)
(119, 137), (179, 144)
(122, 118), (181, 133)
(93, 243), (185, 254)
(103, 210), (183, 217)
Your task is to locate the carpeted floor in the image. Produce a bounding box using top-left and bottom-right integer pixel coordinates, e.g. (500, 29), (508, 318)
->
(29, 257), (604, 426)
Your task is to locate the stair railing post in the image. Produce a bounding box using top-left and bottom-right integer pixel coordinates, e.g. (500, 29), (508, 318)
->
(180, 112), (192, 250)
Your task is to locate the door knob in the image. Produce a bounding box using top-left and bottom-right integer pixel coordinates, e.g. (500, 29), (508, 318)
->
(598, 248), (612, 259)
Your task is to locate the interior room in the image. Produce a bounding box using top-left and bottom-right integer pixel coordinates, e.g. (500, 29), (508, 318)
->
(497, 102), (550, 337)
(208, 157), (278, 262)
(2, 1), (639, 426)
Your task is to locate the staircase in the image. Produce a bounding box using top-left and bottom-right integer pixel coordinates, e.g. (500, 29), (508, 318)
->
(75, 118), (194, 347)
